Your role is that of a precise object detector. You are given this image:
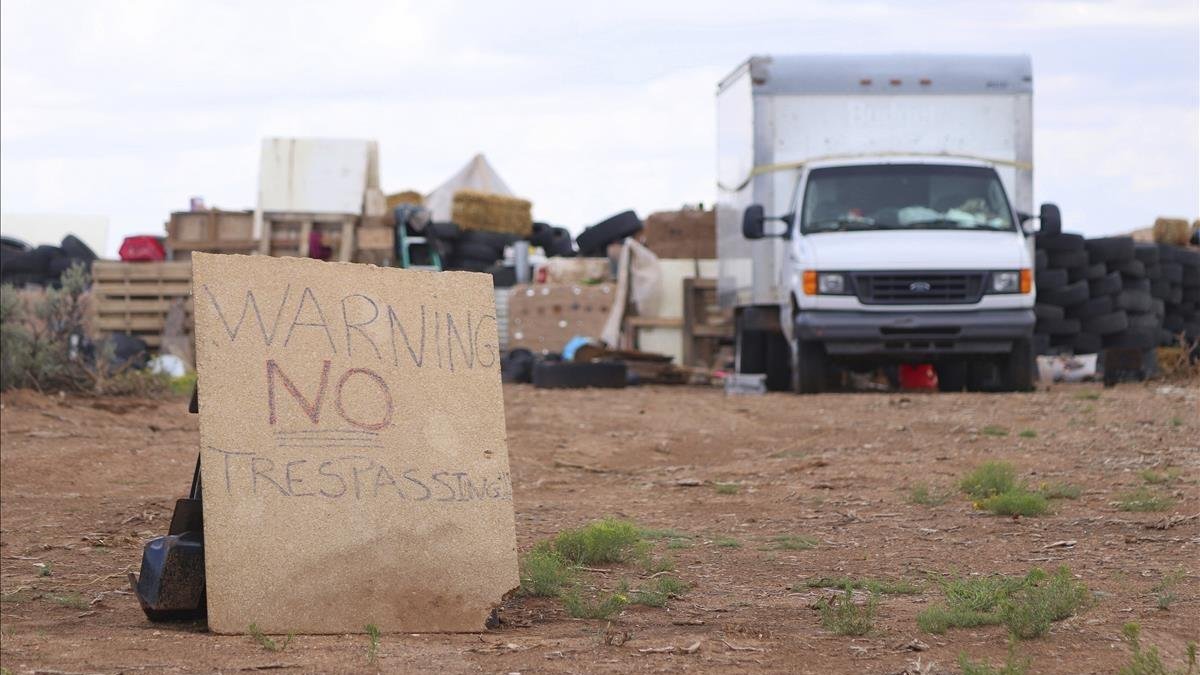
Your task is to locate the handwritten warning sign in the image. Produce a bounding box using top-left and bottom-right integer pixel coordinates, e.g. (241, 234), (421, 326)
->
(191, 253), (518, 634)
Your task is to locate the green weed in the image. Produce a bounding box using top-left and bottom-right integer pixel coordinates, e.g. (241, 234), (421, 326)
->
(666, 538), (693, 549)
(1118, 622), (1198, 675)
(365, 623), (380, 663)
(48, 593), (88, 610)
(519, 542), (574, 597)
(818, 587), (877, 636)
(0, 590), (35, 604)
(1169, 417), (1184, 428)
(561, 587), (628, 620)
(1117, 488), (1175, 512)
(1153, 570), (1185, 611)
(714, 482), (740, 495)
(1038, 482), (1082, 500)
(958, 646), (1031, 675)
(961, 462), (1019, 498)
(553, 518), (646, 565)
(982, 425), (1010, 437)
(629, 576), (688, 607)
(981, 490), (1049, 517)
(37, 563), (51, 578)
(639, 528), (689, 541)
(918, 568), (1087, 639)
(247, 623), (293, 652)
(1075, 391), (1101, 401)
(714, 537), (741, 548)
(801, 576), (920, 595)
(763, 535), (818, 551)
(1140, 469), (1181, 485)
(1018, 429), (1037, 439)
(909, 484), (953, 506)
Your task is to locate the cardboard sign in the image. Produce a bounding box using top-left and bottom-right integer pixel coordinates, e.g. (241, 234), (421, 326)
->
(191, 253), (518, 634)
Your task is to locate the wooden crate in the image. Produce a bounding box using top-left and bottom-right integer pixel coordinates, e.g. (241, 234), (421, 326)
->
(92, 261), (193, 348)
(258, 213), (356, 261)
(166, 209), (258, 259)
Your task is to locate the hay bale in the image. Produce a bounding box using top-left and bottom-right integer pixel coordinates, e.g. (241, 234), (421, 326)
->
(1153, 217), (1191, 245)
(451, 190), (532, 236)
(386, 190), (424, 209)
(639, 208), (716, 259)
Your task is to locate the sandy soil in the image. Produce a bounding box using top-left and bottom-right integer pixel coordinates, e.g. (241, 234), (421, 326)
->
(1, 382), (1197, 674)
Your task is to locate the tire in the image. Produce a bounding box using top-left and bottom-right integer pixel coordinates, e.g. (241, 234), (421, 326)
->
(1034, 303), (1065, 322)
(1048, 249), (1088, 269)
(1032, 332), (1051, 355)
(1036, 268), (1069, 290)
(459, 229), (518, 250)
(547, 228), (577, 257)
(1040, 280), (1088, 307)
(1104, 328), (1156, 350)
(1150, 278), (1171, 299)
(454, 240), (503, 263)
(1035, 250), (1048, 269)
(427, 222), (461, 240)
(1085, 236), (1135, 263)
(529, 222), (555, 248)
(1083, 310), (1129, 335)
(532, 361), (627, 389)
(935, 360), (967, 392)
(1112, 258), (1145, 278)
(1066, 265), (1093, 283)
(1122, 278), (1151, 295)
(576, 211), (642, 256)
(1161, 262), (1183, 283)
(1000, 338), (1034, 392)
(1133, 243), (1160, 266)
(1163, 314), (1185, 331)
(500, 348), (536, 383)
(1035, 232), (1084, 251)
(1037, 317), (1080, 335)
(1071, 332), (1103, 354)
(59, 235), (97, 261)
(1126, 312), (1160, 331)
(1, 244), (57, 274)
(1089, 271), (1122, 297)
(1143, 264), (1162, 281)
(1115, 290), (1152, 313)
(791, 339), (826, 394)
(1067, 295), (1113, 319)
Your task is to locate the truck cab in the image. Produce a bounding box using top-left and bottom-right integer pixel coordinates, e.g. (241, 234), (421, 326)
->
(717, 54), (1056, 392)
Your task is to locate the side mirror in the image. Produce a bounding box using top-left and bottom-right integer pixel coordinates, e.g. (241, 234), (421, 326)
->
(1038, 203), (1062, 236)
(742, 204), (765, 240)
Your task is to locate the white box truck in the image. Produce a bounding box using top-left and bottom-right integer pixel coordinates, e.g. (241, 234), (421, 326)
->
(716, 54), (1060, 393)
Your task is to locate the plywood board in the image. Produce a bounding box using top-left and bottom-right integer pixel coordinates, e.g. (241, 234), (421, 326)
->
(506, 283), (615, 352)
(191, 253), (517, 634)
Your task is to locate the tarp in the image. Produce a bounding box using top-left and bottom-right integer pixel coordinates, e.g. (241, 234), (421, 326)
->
(425, 154), (514, 222)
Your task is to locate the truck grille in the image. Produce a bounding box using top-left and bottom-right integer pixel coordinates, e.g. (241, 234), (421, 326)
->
(852, 272), (985, 305)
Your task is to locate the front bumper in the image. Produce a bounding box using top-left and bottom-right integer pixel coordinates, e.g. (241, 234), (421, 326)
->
(795, 309), (1035, 356)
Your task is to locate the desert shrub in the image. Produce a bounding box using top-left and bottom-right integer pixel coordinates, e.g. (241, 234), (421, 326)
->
(0, 265), (169, 396)
(553, 518), (647, 565)
(961, 462), (1019, 498)
(819, 587), (877, 636)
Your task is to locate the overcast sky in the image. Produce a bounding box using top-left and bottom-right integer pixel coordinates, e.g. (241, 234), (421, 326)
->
(2, 0), (1197, 255)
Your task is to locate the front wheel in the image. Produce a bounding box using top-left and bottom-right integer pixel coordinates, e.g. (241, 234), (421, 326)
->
(791, 339), (827, 394)
(1000, 338), (1035, 392)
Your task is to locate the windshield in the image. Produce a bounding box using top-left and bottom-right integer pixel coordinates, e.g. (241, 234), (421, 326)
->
(800, 164), (1015, 234)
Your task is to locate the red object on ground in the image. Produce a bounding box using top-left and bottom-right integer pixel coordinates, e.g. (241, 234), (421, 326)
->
(118, 236), (166, 262)
(899, 363), (938, 390)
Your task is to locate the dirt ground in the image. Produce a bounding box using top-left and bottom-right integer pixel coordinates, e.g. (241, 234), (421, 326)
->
(1, 382), (1197, 674)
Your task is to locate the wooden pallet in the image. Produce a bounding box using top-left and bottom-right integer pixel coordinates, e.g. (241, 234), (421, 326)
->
(258, 213), (356, 261)
(682, 278), (733, 368)
(166, 209), (259, 260)
(92, 261), (193, 348)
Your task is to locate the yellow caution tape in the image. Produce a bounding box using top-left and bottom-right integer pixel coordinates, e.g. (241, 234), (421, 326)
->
(717, 152), (1034, 193)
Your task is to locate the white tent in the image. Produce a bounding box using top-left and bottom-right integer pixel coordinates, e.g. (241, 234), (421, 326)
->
(425, 154), (514, 221)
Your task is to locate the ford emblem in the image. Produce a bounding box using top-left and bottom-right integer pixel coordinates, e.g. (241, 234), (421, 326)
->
(909, 281), (932, 292)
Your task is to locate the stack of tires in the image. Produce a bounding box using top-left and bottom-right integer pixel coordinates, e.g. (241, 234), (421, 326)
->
(1079, 236), (1161, 353)
(441, 227), (517, 272)
(1033, 231), (1102, 355)
(1160, 245), (1200, 343)
(0, 235), (97, 288)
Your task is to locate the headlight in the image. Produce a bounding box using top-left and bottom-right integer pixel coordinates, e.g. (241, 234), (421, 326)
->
(989, 270), (1031, 294)
(991, 271), (1019, 293)
(818, 273), (847, 295)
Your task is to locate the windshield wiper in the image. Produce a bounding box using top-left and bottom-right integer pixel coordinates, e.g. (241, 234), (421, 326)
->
(806, 218), (876, 232)
(901, 218), (969, 229)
